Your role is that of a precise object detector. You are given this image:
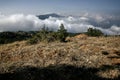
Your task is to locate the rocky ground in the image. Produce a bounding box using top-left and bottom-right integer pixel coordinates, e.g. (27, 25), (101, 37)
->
(0, 35), (120, 80)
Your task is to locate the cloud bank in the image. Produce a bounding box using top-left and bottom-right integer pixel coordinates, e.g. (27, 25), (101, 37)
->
(0, 14), (120, 35)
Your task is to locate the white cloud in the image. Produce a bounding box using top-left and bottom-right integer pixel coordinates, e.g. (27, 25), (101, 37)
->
(110, 25), (120, 35)
(94, 15), (105, 22)
(79, 17), (89, 21)
(0, 14), (119, 35)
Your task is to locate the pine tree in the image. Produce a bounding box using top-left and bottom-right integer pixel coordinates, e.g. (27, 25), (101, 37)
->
(57, 24), (68, 42)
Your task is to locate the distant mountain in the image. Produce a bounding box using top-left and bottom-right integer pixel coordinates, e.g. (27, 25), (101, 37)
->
(37, 13), (63, 20)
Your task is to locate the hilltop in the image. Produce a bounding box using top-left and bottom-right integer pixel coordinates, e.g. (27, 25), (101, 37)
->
(0, 35), (120, 80)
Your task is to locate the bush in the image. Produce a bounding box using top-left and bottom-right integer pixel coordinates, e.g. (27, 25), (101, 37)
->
(0, 31), (32, 44)
(27, 24), (68, 44)
(27, 37), (38, 44)
(86, 28), (103, 37)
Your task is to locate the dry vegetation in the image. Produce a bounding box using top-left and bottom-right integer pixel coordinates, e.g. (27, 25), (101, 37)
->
(0, 35), (120, 80)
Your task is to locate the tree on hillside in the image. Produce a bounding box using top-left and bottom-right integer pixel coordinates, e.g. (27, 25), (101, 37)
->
(57, 24), (68, 42)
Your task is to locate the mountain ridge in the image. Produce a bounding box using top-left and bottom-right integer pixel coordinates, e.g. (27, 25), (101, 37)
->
(37, 13), (63, 20)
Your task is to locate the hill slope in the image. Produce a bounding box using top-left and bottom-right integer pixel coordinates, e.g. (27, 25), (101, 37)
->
(0, 36), (120, 80)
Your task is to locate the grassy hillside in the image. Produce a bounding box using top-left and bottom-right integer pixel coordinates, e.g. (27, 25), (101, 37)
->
(0, 35), (120, 80)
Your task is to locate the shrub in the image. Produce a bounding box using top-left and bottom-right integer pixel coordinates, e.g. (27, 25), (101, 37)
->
(27, 37), (38, 44)
(86, 28), (103, 37)
(0, 31), (33, 44)
(27, 24), (68, 44)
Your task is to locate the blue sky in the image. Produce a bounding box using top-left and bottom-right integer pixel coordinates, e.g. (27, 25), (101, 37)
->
(0, 0), (120, 15)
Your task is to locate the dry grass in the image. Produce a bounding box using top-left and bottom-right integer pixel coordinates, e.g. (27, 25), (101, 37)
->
(0, 35), (120, 79)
